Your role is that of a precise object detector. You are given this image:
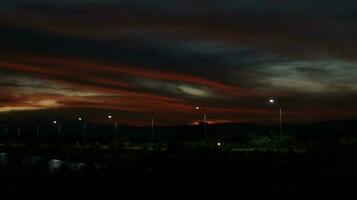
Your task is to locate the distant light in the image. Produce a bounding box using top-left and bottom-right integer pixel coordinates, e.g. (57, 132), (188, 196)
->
(108, 115), (112, 119)
(195, 106), (200, 110)
(217, 142), (221, 146)
(78, 117), (82, 121)
(78, 162), (86, 169)
(269, 99), (275, 103)
(0, 153), (8, 165)
(49, 159), (62, 169)
(53, 121), (57, 124)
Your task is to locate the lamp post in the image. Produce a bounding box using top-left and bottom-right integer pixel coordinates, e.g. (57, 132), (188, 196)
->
(36, 124), (40, 144)
(5, 126), (8, 144)
(78, 117), (87, 144)
(0, 124), (4, 142)
(17, 127), (21, 141)
(195, 106), (208, 144)
(151, 113), (155, 142)
(268, 98), (283, 135)
(108, 115), (118, 142)
(53, 120), (61, 144)
(0, 124), (8, 144)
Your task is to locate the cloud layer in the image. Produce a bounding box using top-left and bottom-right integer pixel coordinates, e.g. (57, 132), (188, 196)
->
(0, 1), (356, 125)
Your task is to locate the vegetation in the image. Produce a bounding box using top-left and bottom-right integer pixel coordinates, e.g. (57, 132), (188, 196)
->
(340, 136), (357, 145)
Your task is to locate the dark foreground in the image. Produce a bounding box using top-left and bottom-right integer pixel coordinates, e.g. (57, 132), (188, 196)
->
(1, 145), (357, 198)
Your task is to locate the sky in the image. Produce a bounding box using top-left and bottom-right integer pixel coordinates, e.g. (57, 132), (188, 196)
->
(0, 0), (357, 125)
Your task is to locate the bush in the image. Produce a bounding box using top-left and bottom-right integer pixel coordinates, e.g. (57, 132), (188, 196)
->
(250, 135), (295, 148)
(252, 136), (272, 148)
(340, 136), (357, 145)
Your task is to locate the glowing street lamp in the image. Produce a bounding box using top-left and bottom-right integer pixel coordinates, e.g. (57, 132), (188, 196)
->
(195, 106), (208, 143)
(107, 115), (118, 141)
(53, 120), (61, 144)
(268, 98), (283, 135)
(78, 117), (87, 144)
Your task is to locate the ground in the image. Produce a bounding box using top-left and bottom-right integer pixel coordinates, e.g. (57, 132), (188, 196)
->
(1, 143), (357, 198)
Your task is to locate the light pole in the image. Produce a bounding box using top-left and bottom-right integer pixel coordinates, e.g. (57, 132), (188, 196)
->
(0, 124), (8, 144)
(53, 120), (61, 144)
(78, 117), (87, 144)
(36, 124), (40, 144)
(5, 126), (8, 144)
(0, 124), (4, 142)
(151, 113), (155, 142)
(17, 127), (21, 141)
(268, 98), (283, 135)
(108, 115), (118, 142)
(195, 106), (208, 144)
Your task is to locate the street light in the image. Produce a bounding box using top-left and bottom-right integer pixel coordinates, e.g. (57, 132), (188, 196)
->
(268, 98), (283, 135)
(151, 113), (155, 142)
(107, 115), (118, 141)
(78, 117), (87, 144)
(36, 123), (40, 144)
(1, 124), (8, 143)
(195, 106), (208, 144)
(17, 127), (21, 141)
(53, 120), (61, 144)
(0, 124), (4, 142)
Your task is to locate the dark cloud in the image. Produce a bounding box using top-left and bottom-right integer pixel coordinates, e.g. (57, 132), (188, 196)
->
(0, 0), (356, 124)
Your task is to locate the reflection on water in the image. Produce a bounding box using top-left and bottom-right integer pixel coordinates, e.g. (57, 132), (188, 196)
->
(0, 153), (104, 175)
(66, 161), (87, 173)
(0, 153), (8, 165)
(49, 159), (63, 172)
(22, 156), (42, 167)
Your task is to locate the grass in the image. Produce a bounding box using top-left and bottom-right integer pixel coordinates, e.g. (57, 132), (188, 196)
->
(340, 136), (357, 145)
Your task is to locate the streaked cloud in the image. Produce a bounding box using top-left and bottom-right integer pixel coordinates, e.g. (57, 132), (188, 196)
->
(257, 60), (357, 93)
(0, 0), (356, 124)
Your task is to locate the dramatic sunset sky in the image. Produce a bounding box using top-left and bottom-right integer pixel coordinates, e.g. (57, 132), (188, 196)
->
(0, 0), (356, 125)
